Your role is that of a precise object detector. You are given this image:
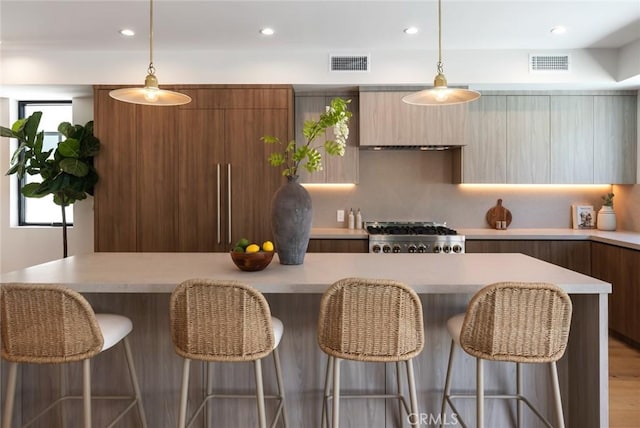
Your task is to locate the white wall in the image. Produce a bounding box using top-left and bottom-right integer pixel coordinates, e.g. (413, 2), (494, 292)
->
(0, 96), (94, 274)
(0, 48), (628, 90)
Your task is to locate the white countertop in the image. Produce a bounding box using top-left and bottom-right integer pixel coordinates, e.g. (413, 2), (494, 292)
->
(0, 252), (610, 295)
(311, 227), (640, 251)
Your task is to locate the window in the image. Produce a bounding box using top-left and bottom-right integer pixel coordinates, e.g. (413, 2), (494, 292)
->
(18, 101), (73, 226)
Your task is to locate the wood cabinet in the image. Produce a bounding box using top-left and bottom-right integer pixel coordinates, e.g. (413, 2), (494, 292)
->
(93, 85), (293, 252)
(550, 96), (594, 183)
(295, 94), (359, 183)
(461, 92), (637, 184)
(591, 242), (640, 344)
(307, 239), (368, 253)
(506, 96), (551, 184)
(593, 95), (637, 184)
(359, 90), (467, 147)
(465, 240), (592, 275)
(462, 95), (507, 183)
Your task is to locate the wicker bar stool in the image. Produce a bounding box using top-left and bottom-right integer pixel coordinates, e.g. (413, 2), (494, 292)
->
(0, 283), (147, 428)
(317, 277), (425, 428)
(440, 282), (572, 428)
(170, 278), (287, 428)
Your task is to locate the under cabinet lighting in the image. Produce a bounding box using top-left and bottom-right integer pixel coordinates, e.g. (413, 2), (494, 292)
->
(119, 29), (135, 37)
(260, 28), (275, 36)
(404, 27), (419, 35)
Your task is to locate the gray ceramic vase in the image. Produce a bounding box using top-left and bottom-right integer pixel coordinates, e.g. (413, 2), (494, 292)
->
(271, 175), (312, 265)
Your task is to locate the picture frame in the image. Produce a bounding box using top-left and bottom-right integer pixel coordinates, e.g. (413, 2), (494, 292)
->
(572, 205), (595, 229)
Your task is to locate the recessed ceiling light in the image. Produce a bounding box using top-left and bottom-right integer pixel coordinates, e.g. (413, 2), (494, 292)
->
(119, 29), (135, 37)
(260, 28), (275, 36)
(404, 27), (419, 35)
(550, 26), (567, 35)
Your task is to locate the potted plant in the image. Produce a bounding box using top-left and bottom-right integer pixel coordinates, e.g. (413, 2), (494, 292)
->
(597, 192), (616, 231)
(1, 112), (100, 257)
(261, 97), (351, 265)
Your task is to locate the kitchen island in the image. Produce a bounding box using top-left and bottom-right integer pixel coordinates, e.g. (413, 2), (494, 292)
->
(0, 253), (610, 428)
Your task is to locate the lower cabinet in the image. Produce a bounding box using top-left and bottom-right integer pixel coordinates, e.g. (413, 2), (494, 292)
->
(591, 242), (640, 345)
(465, 240), (592, 275)
(307, 239), (368, 253)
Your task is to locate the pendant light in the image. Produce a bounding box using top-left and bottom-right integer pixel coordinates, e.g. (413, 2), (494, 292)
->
(402, 0), (480, 106)
(109, 0), (191, 106)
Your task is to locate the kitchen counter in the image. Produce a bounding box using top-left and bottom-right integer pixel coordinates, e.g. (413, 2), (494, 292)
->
(0, 252), (609, 428)
(0, 252), (609, 294)
(313, 226), (640, 251)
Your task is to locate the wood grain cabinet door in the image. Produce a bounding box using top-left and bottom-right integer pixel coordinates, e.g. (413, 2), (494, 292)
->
(93, 89), (138, 252)
(177, 109), (226, 252)
(225, 108), (288, 248)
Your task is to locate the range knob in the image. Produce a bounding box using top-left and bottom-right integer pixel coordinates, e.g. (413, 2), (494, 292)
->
(383, 245), (391, 253)
(392, 245), (401, 253)
(372, 244), (381, 253)
(407, 245), (417, 253)
(433, 245), (442, 253)
(453, 244), (463, 253)
(417, 245), (427, 253)
(443, 245), (451, 253)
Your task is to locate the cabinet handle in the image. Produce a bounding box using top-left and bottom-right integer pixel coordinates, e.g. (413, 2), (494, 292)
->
(228, 164), (232, 244)
(217, 164), (221, 244)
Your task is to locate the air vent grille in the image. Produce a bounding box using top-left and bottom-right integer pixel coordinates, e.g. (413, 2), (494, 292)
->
(330, 55), (370, 72)
(529, 54), (570, 72)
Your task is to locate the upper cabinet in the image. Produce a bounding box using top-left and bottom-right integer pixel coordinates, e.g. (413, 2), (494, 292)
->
(295, 94), (359, 184)
(461, 92), (637, 184)
(506, 96), (550, 184)
(550, 96), (594, 184)
(462, 95), (507, 183)
(593, 95), (637, 184)
(359, 90), (467, 147)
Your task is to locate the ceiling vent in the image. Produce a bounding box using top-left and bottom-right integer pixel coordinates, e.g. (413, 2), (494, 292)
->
(529, 54), (570, 72)
(329, 55), (370, 72)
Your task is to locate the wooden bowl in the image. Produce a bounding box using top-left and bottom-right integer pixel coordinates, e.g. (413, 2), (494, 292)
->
(230, 250), (274, 272)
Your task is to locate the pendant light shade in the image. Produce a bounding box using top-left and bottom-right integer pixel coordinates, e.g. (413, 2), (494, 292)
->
(402, 0), (480, 106)
(109, 0), (191, 106)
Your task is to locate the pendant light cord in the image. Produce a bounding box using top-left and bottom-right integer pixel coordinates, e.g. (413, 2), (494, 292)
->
(148, 0), (155, 75)
(437, 0), (443, 74)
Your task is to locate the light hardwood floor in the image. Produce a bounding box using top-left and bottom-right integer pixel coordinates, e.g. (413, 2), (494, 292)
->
(609, 335), (640, 427)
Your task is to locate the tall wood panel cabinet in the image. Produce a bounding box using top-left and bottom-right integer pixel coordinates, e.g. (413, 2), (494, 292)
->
(93, 85), (293, 252)
(295, 94), (359, 183)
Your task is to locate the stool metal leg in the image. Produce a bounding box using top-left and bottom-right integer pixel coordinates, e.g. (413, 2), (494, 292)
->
(516, 362), (523, 428)
(396, 362), (403, 426)
(476, 358), (484, 428)
(273, 347), (288, 428)
(2, 362), (18, 428)
(440, 340), (456, 428)
(123, 337), (148, 428)
(322, 356), (333, 428)
(332, 358), (341, 428)
(406, 359), (418, 427)
(178, 359), (191, 428)
(83, 359), (92, 428)
(255, 359), (267, 428)
(550, 362), (565, 428)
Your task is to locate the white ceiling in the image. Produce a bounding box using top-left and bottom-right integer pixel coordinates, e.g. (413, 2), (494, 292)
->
(1, 0), (639, 95)
(2, 0), (638, 51)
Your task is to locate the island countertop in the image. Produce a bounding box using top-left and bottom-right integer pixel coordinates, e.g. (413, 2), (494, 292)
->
(0, 252), (610, 295)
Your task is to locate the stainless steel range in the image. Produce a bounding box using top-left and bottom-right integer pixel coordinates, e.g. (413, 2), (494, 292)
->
(366, 221), (465, 254)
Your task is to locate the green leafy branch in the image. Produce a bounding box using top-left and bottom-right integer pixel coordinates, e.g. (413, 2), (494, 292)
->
(261, 97), (352, 177)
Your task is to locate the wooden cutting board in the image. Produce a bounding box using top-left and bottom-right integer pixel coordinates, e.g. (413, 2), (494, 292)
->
(485, 198), (512, 228)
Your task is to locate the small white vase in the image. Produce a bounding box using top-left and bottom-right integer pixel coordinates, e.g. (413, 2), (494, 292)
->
(597, 206), (616, 231)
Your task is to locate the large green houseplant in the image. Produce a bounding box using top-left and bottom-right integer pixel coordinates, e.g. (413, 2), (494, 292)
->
(1, 112), (100, 258)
